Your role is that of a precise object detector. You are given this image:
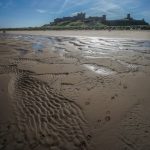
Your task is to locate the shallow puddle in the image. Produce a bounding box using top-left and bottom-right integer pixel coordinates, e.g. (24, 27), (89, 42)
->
(117, 60), (138, 72)
(32, 42), (44, 53)
(84, 64), (116, 75)
(15, 48), (29, 56)
(84, 56), (110, 59)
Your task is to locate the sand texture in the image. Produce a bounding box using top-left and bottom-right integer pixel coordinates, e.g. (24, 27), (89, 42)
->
(0, 31), (150, 150)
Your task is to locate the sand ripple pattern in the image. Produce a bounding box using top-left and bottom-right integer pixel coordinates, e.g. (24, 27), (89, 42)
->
(118, 103), (150, 150)
(0, 65), (89, 150)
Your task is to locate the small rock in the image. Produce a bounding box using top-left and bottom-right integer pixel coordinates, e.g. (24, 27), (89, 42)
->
(123, 85), (127, 89)
(145, 130), (148, 133)
(111, 96), (115, 100)
(87, 134), (92, 141)
(105, 116), (111, 121)
(85, 101), (90, 105)
(97, 119), (101, 123)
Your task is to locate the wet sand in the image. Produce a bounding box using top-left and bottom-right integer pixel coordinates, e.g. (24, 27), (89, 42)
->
(0, 31), (150, 150)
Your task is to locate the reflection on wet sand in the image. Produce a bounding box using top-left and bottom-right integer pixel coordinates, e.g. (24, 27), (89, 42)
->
(83, 64), (116, 75)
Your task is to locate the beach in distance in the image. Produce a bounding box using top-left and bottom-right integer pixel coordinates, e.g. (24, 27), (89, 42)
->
(0, 30), (150, 150)
(7, 30), (150, 39)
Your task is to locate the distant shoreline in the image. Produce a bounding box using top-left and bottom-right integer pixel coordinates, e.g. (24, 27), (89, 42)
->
(2, 30), (150, 40)
(0, 25), (150, 31)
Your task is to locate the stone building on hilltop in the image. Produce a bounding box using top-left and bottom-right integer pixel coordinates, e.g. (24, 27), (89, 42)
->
(106, 14), (148, 26)
(51, 12), (86, 25)
(45, 13), (148, 27)
(84, 15), (106, 24)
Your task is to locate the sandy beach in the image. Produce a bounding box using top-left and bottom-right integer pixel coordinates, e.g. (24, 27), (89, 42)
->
(6, 30), (150, 40)
(0, 30), (150, 150)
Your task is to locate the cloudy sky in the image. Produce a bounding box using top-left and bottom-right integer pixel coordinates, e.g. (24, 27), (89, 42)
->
(0, 0), (149, 28)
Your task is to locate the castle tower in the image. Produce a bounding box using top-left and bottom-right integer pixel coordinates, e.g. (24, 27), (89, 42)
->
(102, 15), (106, 21)
(127, 14), (131, 20)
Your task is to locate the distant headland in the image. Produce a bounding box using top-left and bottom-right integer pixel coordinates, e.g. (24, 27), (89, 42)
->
(41, 12), (149, 30)
(0, 12), (149, 31)
(48, 13), (148, 26)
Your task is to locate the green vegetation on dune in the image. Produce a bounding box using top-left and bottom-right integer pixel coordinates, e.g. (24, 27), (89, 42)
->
(68, 21), (85, 26)
(57, 21), (71, 26)
(55, 20), (87, 28)
(47, 19), (150, 30)
(48, 20), (107, 30)
(1, 25), (150, 31)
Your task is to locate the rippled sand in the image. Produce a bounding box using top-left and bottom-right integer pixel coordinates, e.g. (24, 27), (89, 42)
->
(0, 32), (150, 150)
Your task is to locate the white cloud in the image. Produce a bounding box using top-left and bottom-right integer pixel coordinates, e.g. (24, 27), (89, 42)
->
(83, 0), (141, 19)
(36, 9), (47, 13)
(136, 10), (150, 22)
(141, 10), (150, 17)
(60, 0), (87, 11)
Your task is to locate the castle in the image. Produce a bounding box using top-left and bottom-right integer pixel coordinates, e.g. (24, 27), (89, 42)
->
(48, 12), (148, 26)
(52, 12), (86, 25)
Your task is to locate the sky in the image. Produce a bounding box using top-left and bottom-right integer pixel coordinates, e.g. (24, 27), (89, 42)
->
(0, 0), (150, 28)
